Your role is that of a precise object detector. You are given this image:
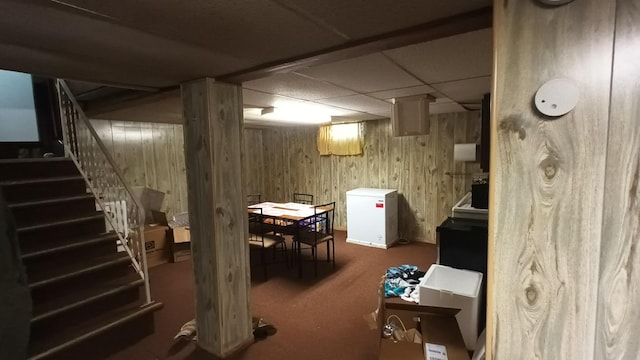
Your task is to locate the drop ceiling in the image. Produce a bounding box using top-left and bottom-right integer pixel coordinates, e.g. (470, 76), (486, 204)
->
(0, 0), (493, 125)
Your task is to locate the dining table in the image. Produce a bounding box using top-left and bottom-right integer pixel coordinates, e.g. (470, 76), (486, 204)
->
(248, 201), (328, 277)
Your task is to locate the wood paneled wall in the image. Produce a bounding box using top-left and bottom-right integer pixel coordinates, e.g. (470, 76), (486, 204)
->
(261, 112), (481, 243)
(92, 112), (479, 244)
(91, 119), (265, 219)
(488, 0), (640, 359)
(91, 120), (188, 217)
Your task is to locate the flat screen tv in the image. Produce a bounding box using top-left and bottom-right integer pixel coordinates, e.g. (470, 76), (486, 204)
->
(0, 69), (39, 142)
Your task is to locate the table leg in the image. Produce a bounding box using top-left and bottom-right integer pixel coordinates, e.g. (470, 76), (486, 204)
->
(297, 223), (302, 278)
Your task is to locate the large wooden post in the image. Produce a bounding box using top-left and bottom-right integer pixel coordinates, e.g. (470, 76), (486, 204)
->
(488, 0), (617, 359)
(181, 78), (252, 358)
(595, 1), (640, 358)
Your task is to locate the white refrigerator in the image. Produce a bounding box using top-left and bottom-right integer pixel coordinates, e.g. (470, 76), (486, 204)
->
(346, 188), (398, 249)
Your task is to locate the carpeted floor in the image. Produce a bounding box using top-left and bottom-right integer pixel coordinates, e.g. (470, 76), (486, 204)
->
(106, 230), (436, 360)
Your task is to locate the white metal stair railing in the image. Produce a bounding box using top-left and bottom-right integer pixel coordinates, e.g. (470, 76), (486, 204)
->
(56, 79), (151, 304)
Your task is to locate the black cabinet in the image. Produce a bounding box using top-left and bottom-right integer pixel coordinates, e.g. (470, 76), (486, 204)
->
(436, 217), (488, 335)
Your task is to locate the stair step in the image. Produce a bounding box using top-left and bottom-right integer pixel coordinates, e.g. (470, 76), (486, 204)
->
(9, 194), (94, 209)
(0, 175), (84, 187)
(17, 213), (105, 233)
(0, 158), (78, 182)
(0, 176), (88, 203)
(32, 275), (144, 323)
(29, 253), (132, 290)
(0, 157), (69, 163)
(10, 194), (98, 228)
(28, 301), (163, 360)
(22, 232), (120, 260)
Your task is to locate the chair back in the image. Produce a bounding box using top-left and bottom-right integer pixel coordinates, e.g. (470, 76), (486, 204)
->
(313, 202), (335, 237)
(247, 194), (261, 206)
(248, 207), (265, 244)
(293, 192), (314, 205)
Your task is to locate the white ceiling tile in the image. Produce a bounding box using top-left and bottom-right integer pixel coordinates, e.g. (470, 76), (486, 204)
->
(275, 0), (491, 40)
(384, 29), (493, 84)
(296, 53), (423, 93)
(430, 76), (491, 104)
(243, 73), (355, 100)
(367, 85), (436, 101)
(316, 94), (392, 118)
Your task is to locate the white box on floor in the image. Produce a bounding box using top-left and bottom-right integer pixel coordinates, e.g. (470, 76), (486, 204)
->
(418, 264), (483, 350)
(346, 188), (398, 249)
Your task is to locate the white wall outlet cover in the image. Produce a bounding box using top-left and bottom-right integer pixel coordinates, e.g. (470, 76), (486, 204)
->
(534, 78), (580, 117)
(537, 0), (575, 5)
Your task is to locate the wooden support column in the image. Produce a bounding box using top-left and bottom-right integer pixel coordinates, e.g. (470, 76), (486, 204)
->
(595, 1), (640, 358)
(488, 0), (616, 359)
(181, 78), (252, 358)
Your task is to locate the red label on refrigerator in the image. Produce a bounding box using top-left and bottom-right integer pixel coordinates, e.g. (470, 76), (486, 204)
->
(376, 203), (384, 208)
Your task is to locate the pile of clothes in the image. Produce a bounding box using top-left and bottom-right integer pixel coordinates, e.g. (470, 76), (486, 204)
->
(384, 264), (425, 303)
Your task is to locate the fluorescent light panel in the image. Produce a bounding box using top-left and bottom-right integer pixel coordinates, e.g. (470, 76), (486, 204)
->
(244, 101), (333, 124)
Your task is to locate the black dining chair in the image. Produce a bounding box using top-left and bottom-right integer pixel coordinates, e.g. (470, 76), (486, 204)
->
(293, 202), (335, 277)
(248, 208), (287, 280)
(293, 193), (314, 205)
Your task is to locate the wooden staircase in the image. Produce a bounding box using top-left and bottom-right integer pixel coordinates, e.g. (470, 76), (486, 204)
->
(0, 157), (162, 360)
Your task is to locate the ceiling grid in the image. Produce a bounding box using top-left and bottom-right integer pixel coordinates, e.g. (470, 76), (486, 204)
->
(2, 0), (492, 124)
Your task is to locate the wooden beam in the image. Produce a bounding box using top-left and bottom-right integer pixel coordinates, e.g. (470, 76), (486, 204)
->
(84, 88), (180, 119)
(218, 7), (492, 84)
(487, 0), (616, 359)
(181, 78), (252, 358)
(595, 1), (640, 358)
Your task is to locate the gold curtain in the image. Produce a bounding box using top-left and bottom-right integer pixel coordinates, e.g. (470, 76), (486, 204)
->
(317, 123), (363, 156)
(317, 125), (332, 155)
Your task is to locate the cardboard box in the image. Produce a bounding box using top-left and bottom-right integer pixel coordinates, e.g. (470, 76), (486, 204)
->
(131, 186), (165, 224)
(379, 295), (469, 360)
(172, 226), (191, 243)
(421, 314), (470, 360)
(418, 265), (483, 350)
(140, 224), (170, 268)
(150, 210), (168, 226)
(170, 226), (191, 262)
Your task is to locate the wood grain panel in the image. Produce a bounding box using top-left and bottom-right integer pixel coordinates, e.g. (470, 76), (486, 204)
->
(436, 114), (454, 241)
(425, 115), (438, 243)
(141, 122), (158, 190)
(386, 128), (404, 236)
(151, 123), (175, 215)
(488, 0), (616, 358)
(90, 119), (189, 217)
(263, 127), (286, 202)
(244, 129), (264, 196)
(409, 135), (428, 242)
(173, 124), (187, 213)
(92, 120), (114, 154)
(110, 121), (128, 181)
(318, 154), (333, 204)
(595, 1), (640, 358)
(377, 120), (390, 190)
(124, 123), (146, 186)
(364, 122), (380, 189)
(181, 79), (252, 358)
